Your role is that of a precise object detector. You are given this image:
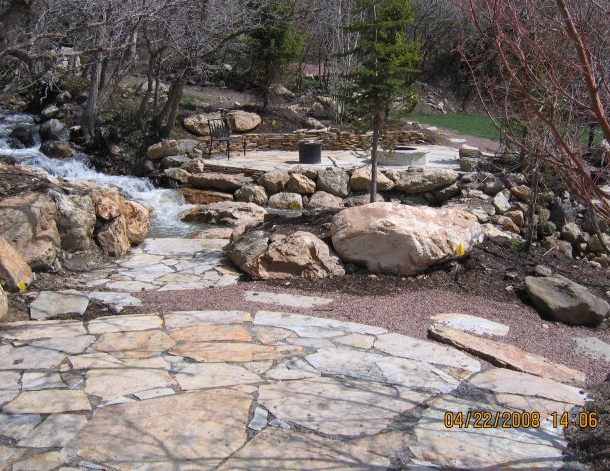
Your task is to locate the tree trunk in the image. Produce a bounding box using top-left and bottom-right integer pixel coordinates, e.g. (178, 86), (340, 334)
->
(155, 73), (185, 139)
(370, 113), (381, 203)
(82, 53), (102, 142)
(525, 160), (540, 253)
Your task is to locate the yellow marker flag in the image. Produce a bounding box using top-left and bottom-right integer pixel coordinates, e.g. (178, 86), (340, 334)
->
(456, 243), (465, 257)
(17, 280), (27, 292)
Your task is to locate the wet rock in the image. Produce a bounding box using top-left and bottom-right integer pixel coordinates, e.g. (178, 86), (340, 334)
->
(188, 172), (253, 192)
(226, 110), (261, 132)
(350, 167), (394, 191)
(306, 191), (344, 209)
(9, 127), (34, 147)
(229, 230), (344, 280)
(258, 170), (290, 194)
(96, 215), (130, 257)
(317, 168), (350, 197)
(268, 192), (303, 210)
(41, 104), (60, 120)
(0, 236), (34, 291)
(180, 187), (234, 205)
(332, 203), (483, 275)
(525, 275), (609, 326)
(39, 119), (67, 141)
(183, 112), (221, 136)
(49, 191), (96, 252)
(40, 140), (73, 158)
(286, 173), (316, 194)
(234, 184), (268, 206)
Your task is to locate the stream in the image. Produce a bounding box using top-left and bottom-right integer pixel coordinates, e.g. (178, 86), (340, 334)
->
(0, 110), (198, 238)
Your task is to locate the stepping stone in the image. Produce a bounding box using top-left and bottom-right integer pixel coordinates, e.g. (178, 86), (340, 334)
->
(259, 376), (429, 437)
(170, 342), (305, 363)
(0, 319), (86, 341)
(574, 336), (610, 362)
(29, 290), (89, 320)
(74, 389), (251, 470)
(104, 280), (160, 291)
(93, 330), (175, 360)
(254, 311), (387, 337)
(12, 450), (68, 471)
(84, 357), (173, 401)
(0, 344), (67, 371)
(409, 395), (566, 469)
(265, 359), (321, 381)
(27, 335), (95, 355)
(306, 348), (460, 393)
(85, 292), (141, 313)
(217, 428), (392, 470)
(118, 264), (174, 281)
(468, 368), (587, 406)
(68, 352), (123, 370)
(163, 310), (251, 329)
(0, 414), (42, 441)
(133, 388), (176, 400)
(87, 314), (162, 334)
(245, 291), (333, 309)
(431, 313), (509, 336)
(18, 414), (88, 448)
(0, 446), (24, 470)
(334, 333), (375, 349)
(22, 372), (65, 390)
(139, 238), (226, 256)
(118, 254), (165, 269)
(374, 332), (481, 374)
(252, 326), (296, 345)
(4, 390), (91, 413)
(169, 324), (252, 343)
(429, 325), (585, 383)
(175, 363), (261, 390)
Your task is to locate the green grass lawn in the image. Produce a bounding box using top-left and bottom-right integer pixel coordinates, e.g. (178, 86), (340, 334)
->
(407, 112), (501, 141)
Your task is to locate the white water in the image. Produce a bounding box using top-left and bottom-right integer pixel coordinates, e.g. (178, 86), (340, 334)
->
(0, 110), (197, 238)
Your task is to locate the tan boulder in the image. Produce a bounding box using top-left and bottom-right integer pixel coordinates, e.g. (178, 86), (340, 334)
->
(388, 169), (459, 194)
(268, 192), (303, 210)
(226, 110), (261, 132)
(180, 188), (234, 205)
(0, 192), (60, 270)
(49, 191), (96, 252)
(331, 203), (483, 275)
(258, 170), (290, 194)
(123, 201), (150, 245)
(286, 174), (316, 194)
(147, 140), (181, 160)
(235, 185), (268, 206)
(89, 187), (125, 221)
(181, 158), (205, 174)
(306, 191), (344, 210)
(350, 167), (394, 191)
(164, 168), (191, 184)
(188, 173), (253, 192)
(183, 113), (221, 136)
(229, 230), (345, 280)
(0, 236), (34, 292)
(183, 202), (266, 232)
(96, 215), (131, 257)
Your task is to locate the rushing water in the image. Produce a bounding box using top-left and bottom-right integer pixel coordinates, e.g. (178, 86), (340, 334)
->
(0, 110), (197, 238)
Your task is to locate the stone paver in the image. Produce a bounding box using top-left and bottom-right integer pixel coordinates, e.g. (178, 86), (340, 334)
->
(84, 238), (238, 292)
(245, 290), (334, 308)
(0, 309), (584, 469)
(431, 313), (510, 336)
(29, 290), (90, 320)
(574, 336), (610, 362)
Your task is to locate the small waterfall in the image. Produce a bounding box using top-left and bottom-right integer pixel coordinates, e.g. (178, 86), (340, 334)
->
(0, 110), (198, 238)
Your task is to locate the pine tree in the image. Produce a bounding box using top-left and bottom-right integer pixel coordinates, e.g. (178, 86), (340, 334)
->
(346, 0), (421, 201)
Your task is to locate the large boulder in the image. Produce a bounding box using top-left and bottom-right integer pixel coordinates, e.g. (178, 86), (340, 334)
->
(40, 141), (73, 159)
(350, 167), (394, 192)
(259, 170), (290, 194)
(49, 191), (96, 252)
(235, 185), (268, 206)
(147, 140), (181, 160)
(188, 173), (253, 192)
(39, 119), (67, 141)
(268, 192), (303, 210)
(183, 202), (266, 232)
(317, 168), (351, 197)
(229, 230), (345, 280)
(387, 169), (459, 194)
(96, 215), (131, 257)
(164, 168), (191, 184)
(286, 174), (316, 194)
(306, 191), (344, 210)
(525, 276), (609, 326)
(180, 188), (234, 205)
(89, 186), (126, 221)
(0, 192), (60, 270)
(331, 203), (483, 275)
(9, 127), (34, 147)
(161, 155), (190, 169)
(0, 236), (34, 292)
(123, 201), (151, 245)
(226, 110), (262, 132)
(183, 112), (222, 136)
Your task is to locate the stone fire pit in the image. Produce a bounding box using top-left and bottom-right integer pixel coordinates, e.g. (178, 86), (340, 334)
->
(378, 146), (428, 166)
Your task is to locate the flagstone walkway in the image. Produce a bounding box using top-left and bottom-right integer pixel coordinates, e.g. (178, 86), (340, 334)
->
(0, 307), (587, 470)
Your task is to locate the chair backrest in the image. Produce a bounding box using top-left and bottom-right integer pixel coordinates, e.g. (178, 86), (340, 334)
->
(208, 119), (230, 139)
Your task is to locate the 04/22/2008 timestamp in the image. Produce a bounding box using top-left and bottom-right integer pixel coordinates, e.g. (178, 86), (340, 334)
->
(443, 410), (599, 429)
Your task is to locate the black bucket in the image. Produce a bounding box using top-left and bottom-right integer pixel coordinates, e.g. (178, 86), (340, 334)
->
(298, 140), (322, 164)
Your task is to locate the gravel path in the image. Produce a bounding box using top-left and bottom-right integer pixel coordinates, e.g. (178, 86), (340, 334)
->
(137, 281), (610, 386)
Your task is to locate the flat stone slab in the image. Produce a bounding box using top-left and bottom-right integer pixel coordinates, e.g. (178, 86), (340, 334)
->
(29, 290), (90, 320)
(4, 390), (91, 414)
(217, 428), (392, 470)
(258, 376), (428, 437)
(169, 324), (252, 343)
(431, 313), (509, 336)
(93, 330), (175, 360)
(409, 395), (566, 469)
(170, 342), (305, 363)
(245, 291), (334, 309)
(574, 336), (610, 362)
(18, 414), (88, 448)
(164, 310), (252, 329)
(429, 325), (585, 383)
(0, 414), (42, 441)
(73, 389), (251, 470)
(21, 372), (65, 390)
(175, 363), (261, 390)
(0, 344), (67, 371)
(87, 314), (162, 334)
(85, 291), (142, 313)
(0, 319), (86, 341)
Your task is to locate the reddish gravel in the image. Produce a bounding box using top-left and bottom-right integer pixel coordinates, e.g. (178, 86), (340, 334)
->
(137, 280), (610, 387)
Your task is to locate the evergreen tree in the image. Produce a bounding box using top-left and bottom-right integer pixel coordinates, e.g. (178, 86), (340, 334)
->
(346, 0), (421, 201)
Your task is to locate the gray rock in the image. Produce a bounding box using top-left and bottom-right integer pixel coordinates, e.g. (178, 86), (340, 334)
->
(525, 275), (609, 326)
(160, 155), (190, 169)
(492, 191), (511, 215)
(534, 265), (553, 277)
(258, 170), (290, 194)
(49, 191), (96, 252)
(574, 336), (610, 361)
(9, 127), (34, 147)
(317, 168), (351, 197)
(306, 191), (344, 209)
(268, 192), (303, 210)
(39, 119), (67, 141)
(234, 184), (268, 206)
(30, 290), (90, 320)
(40, 140), (73, 158)
(248, 406), (268, 431)
(561, 222), (582, 244)
(549, 202), (577, 228)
